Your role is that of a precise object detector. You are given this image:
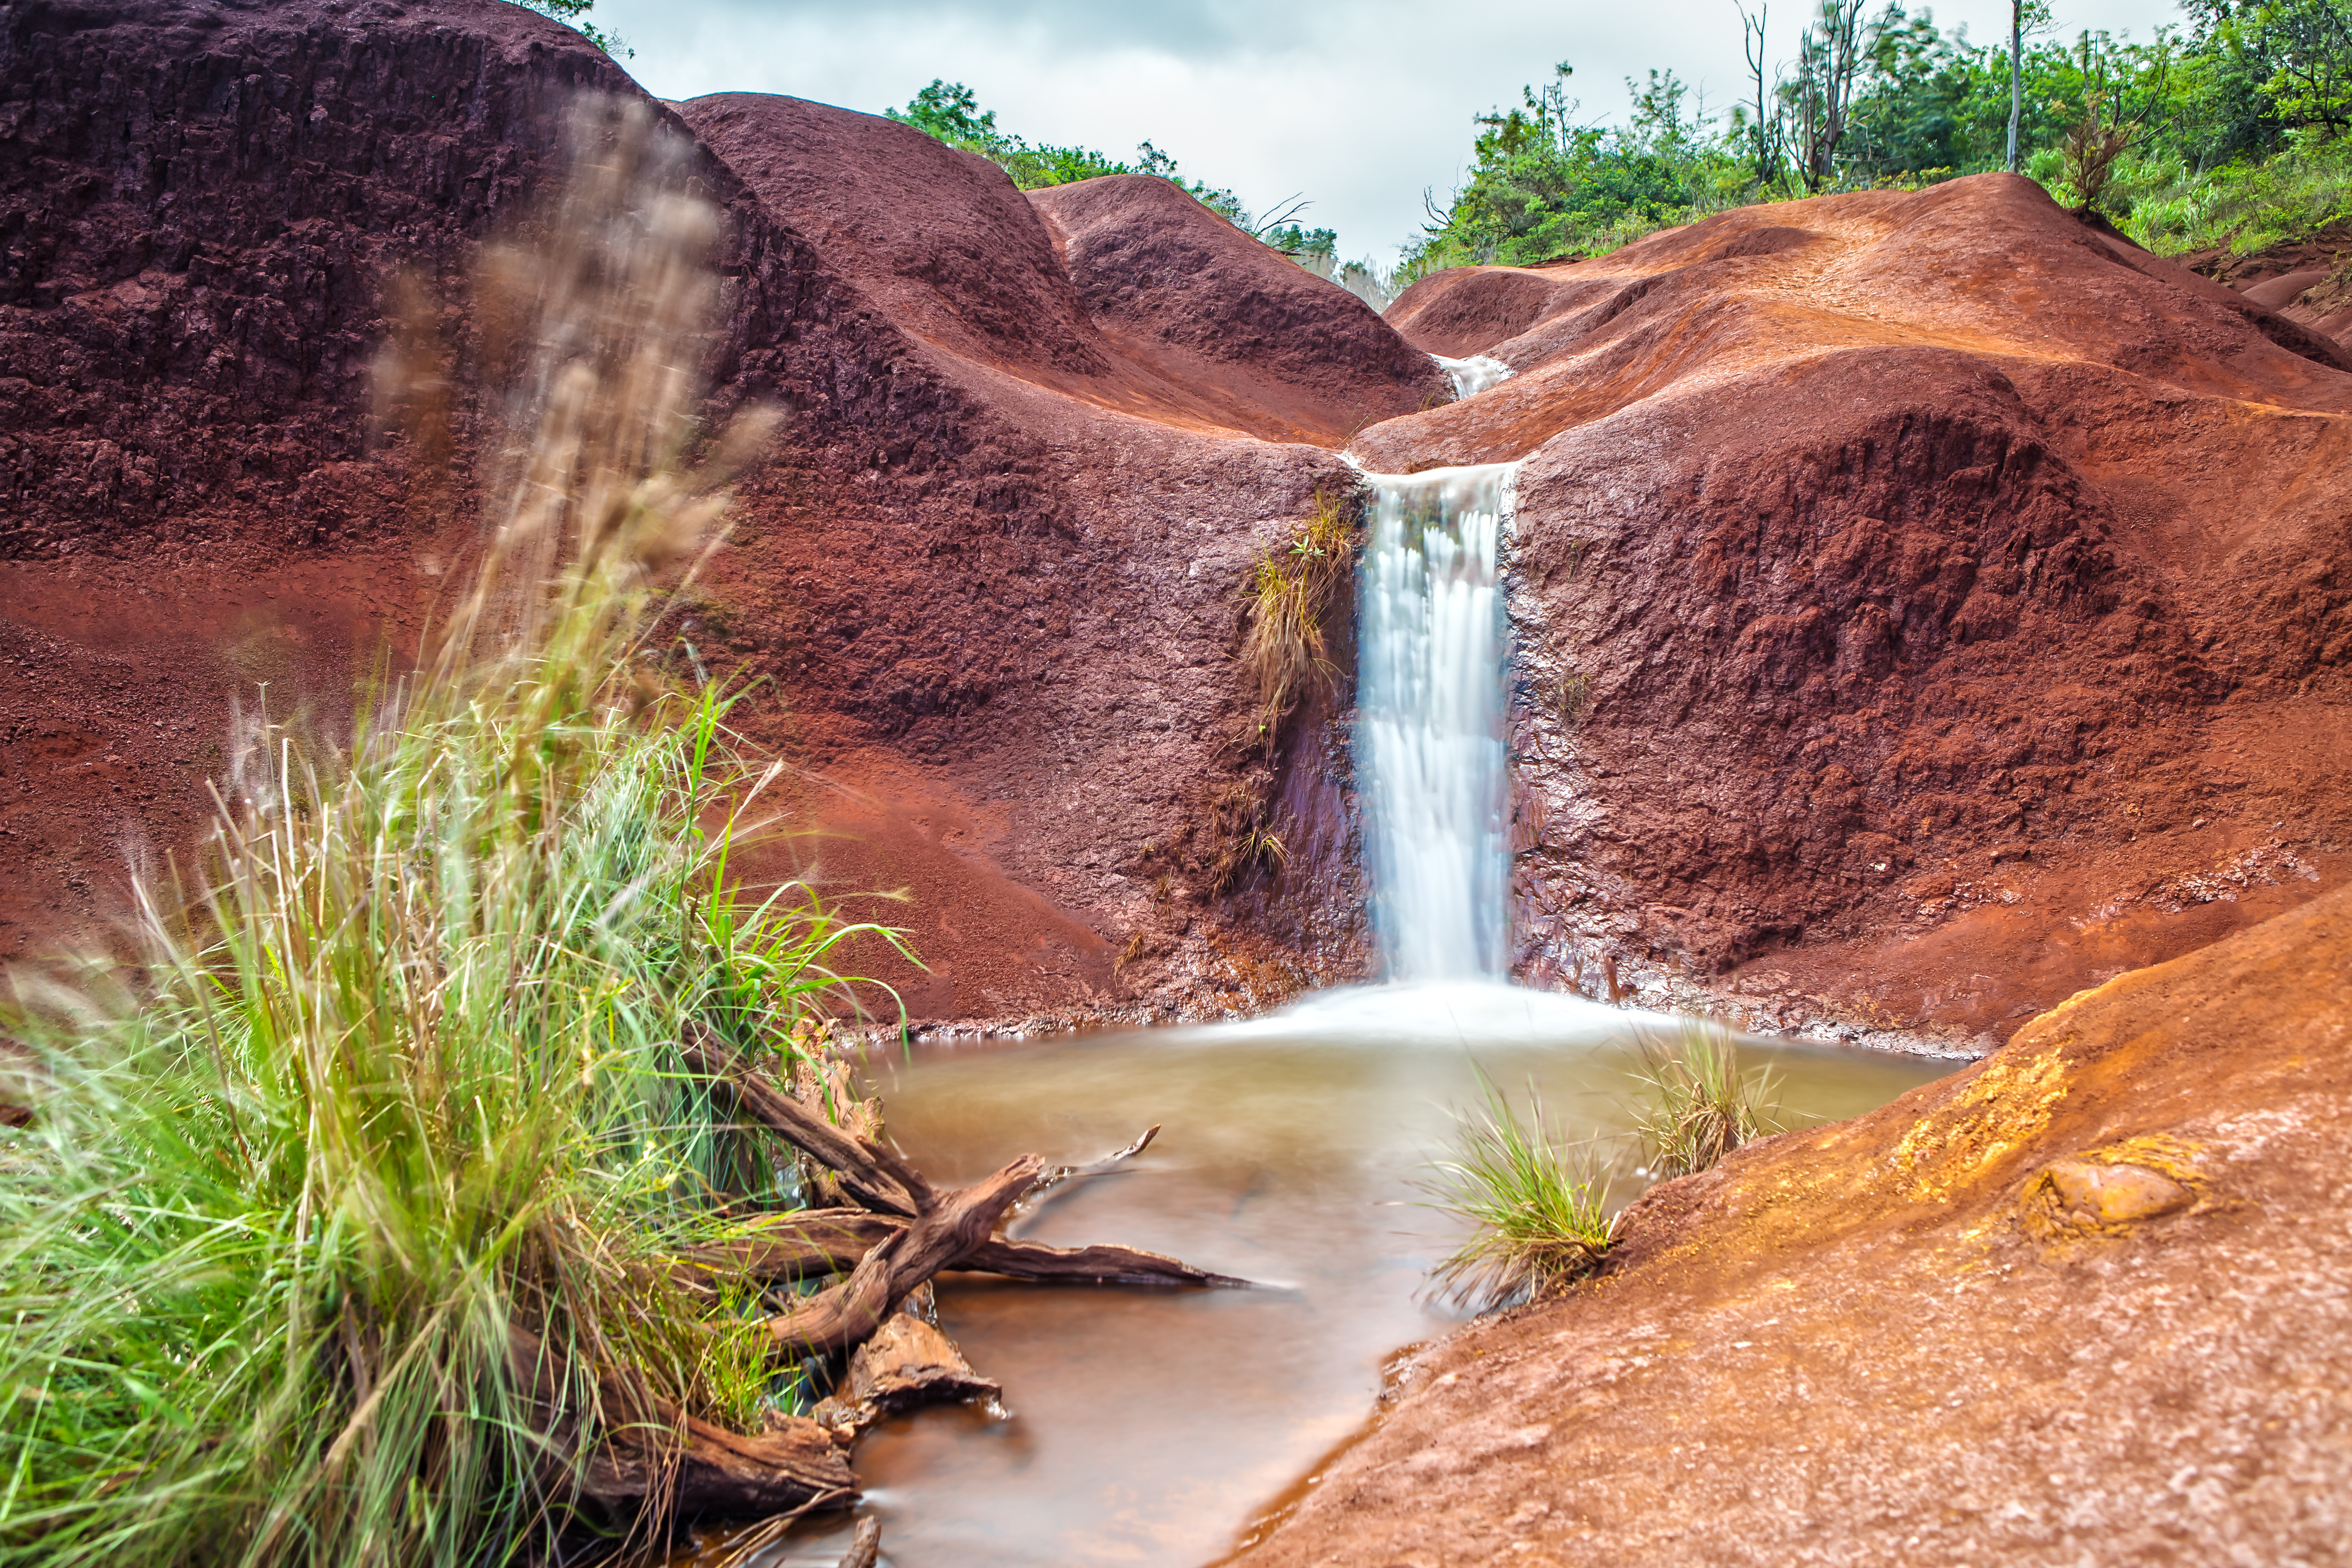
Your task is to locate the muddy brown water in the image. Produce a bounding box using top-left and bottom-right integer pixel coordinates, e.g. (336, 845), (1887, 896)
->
(676, 984), (1950, 1567)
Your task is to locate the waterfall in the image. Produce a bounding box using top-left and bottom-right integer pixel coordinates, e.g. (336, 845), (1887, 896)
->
(1432, 353), (1513, 399)
(1356, 463), (1515, 982)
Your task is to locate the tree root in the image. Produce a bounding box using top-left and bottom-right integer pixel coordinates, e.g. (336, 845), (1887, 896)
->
(760, 1155), (1044, 1357)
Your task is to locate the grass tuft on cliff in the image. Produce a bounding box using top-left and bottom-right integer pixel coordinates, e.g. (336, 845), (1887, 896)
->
(1239, 487), (1358, 750)
(1630, 1018), (1781, 1179)
(0, 99), (904, 1568)
(1425, 1078), (1615, 1310)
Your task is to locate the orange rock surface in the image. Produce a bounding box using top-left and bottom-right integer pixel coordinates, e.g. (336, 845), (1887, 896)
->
(1231, 883), (2352, 1565)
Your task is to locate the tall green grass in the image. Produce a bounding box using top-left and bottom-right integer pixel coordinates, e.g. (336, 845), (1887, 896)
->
(2108, 135), (2352, 257)
(0, 99), (901, 1568)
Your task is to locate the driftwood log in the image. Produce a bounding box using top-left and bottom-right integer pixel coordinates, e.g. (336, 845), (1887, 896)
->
(677, 1210), (1244, 1289)
(504, 1328), (857, 1532)
(607, 1024), (1240, 1528)
(584, 1403), (857, 1521)
(836, 1517), (883, 1568)
(760, 1154), (1044, 1356)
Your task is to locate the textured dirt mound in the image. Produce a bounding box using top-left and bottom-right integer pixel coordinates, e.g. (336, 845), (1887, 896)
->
(681, 93), (1111, 386)
(1232, 883), (2352, 1566)
(1383, 266), (1578, 360)
(2181, 223), (2352, 348)
(1359, 176), (2352, 1049)
(1026, 174), (1445, 436)
(683, 96), (1441, 445)
(0, 7), (1396, 1019)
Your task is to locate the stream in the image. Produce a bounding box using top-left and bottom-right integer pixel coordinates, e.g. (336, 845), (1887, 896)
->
(685, 983), (1947, 1566)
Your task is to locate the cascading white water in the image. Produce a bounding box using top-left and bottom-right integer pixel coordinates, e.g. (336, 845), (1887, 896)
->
(1356, 462), (1515, 981)
(1432, 353), (1513, 399)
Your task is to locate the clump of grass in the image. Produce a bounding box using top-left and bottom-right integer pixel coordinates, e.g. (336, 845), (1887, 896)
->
(1424, 1077), (1615, 1310)
(1629, 1018), (1782, 1179)
(0, 98), (905, 1568)
(1552, 668), (1592, 726)
(1238, 487), (1358, 748)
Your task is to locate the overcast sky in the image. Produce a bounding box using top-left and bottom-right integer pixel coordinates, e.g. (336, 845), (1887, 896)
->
(595, 0), (2184, 265)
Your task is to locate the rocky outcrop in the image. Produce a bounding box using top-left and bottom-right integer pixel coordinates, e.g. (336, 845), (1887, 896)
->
(1366, 178), (2352, 1049)
(1233, 882), (2352, 1565)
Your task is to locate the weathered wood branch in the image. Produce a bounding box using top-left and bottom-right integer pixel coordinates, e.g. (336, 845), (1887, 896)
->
(1024, 1123), (1160, 1200)
(681, 1026), (933, 1217)
(792, 1055), (884, 1209)
(961, 1236), (1249, 1289)
(676, 1209), (899, 1282)
(680, 1212), (1244, 1290)
(1013, 1122), (1165, 1235)
(763, 1156), (1043, 1357)
(837, 1517), (882, 1568)
(506, 1329), (857, 1526)
(584, 1404), (857, 1521)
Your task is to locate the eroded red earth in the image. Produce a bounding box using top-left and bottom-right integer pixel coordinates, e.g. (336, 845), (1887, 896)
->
(3, 3), (2342, 1046)
(6, 0), (2352, 1558)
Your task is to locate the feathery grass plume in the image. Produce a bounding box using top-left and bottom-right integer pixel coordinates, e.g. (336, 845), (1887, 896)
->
(1238, 486), (1357, 748)
(1628, 1017), (1782, 1179)
(0, 96), (907, 1568)
(1424, 1076), (1615, 1310)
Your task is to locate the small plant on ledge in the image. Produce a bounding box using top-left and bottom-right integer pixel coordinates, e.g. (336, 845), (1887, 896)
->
(1425, 1077), (1617, 1310)
(1238, 486), (1360, 752)
(1630, 1017), (1783, 1178)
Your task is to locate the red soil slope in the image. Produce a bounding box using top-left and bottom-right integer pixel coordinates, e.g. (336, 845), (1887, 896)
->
(2182, 220), (2352, 345)
(0, 3), (1418, 1019)
(1369, 177), (2352, 1050)
(5, 3), (2345, 1048)
(1232, 883), (2352, 1566)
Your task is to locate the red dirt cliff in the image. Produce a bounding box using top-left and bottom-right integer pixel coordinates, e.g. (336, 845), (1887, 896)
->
(2, 6), (2345, 1050)
(1368, 177), (2352, 1049)
(0, 3), (1414, 1022)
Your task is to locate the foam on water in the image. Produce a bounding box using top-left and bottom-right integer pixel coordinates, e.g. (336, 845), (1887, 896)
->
(1431, 352), (1513, 398)
(1217, 979), (1662, 1048)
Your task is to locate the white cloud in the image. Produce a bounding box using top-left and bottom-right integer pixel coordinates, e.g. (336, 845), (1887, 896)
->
(595, 0), (2185, 265)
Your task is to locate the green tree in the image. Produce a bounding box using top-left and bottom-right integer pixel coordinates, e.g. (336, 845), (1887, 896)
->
(884, 80), (1252, 222)
(1414, 64), (1740, 267)
(515, 0), (629, 58)
(891, 78), (998, 143)
(2224, 0), (2352, 134)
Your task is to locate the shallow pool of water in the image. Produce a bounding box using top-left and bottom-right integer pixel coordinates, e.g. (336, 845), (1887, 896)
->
(693, 983), (1948, 1567)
